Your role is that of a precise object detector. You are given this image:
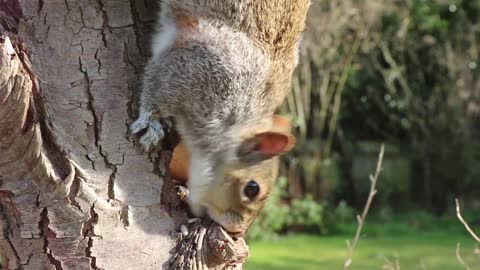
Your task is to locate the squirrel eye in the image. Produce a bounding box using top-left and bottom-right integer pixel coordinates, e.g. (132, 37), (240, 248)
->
(244, 180), (260, 200)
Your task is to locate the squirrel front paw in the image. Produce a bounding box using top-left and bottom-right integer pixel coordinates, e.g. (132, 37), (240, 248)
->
(130, 113), (170, 151)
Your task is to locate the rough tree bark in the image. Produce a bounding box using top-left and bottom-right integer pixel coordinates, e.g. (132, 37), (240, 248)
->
(0, 1), (246, 269)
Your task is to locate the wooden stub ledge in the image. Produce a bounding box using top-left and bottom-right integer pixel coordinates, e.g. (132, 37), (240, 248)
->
(162, 153), (250, 270)
(167, 219), (248, 270)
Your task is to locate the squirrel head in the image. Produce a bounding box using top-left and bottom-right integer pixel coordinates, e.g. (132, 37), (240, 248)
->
(169, 115), (295, 236)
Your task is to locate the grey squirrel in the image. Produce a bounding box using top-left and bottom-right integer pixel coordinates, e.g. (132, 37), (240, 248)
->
(131, 0), (311, 236)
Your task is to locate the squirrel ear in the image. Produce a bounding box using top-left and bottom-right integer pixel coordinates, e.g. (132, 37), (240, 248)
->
(169, 116), (296, 178)
(257, 131), (296, 155)
(238, 116), (296, 162)
(268, 115), (296, 154)
(238, 131), (295, 162)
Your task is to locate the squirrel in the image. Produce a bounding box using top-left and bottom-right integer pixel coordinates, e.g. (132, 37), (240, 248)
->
(130, 0), (311, 236)
(169, 115), (294, 236)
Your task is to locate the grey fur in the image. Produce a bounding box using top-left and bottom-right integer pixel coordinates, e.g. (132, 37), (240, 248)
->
(131, 0), (310, 233)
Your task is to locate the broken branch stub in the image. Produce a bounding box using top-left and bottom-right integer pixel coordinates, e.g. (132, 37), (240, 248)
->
(167, 219), (249, 270)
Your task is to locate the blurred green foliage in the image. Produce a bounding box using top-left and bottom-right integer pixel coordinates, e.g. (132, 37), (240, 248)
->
(282, 0), (480, 215)
(340, 0), (480, 212)
(286, 195), (327, 233)
(247, 178), (336, 241)
(248, 179), (358, 241)
(249, 173), (479, 238)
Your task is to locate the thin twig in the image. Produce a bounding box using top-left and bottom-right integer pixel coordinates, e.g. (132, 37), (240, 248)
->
(382, 256), (395, 270)
(456, 243), (472, 270)
(454, 198), (478, 270)
(381, 254), (400, 270)
(394, 253), (400, 270)
(420, 259), (428, 270)
(343, 144), (385, 270)
(455, 198), (480, 242)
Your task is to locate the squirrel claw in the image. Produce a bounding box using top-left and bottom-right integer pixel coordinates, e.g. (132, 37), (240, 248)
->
(139, 120), (164, 151)
(131, 113), (166, 151)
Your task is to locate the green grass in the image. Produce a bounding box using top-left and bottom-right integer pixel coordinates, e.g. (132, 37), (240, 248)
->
(245, 231), (479, 270)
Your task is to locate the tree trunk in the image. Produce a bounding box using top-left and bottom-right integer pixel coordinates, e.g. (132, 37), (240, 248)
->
(0, 1), (246, 269)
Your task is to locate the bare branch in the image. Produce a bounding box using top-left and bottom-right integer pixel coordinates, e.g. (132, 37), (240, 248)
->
(343, 144), (385, 270)
(455, 199), (480, 242)
(381, 254), (401, 270)
(394, 253), (400, 270)
(420, 259), (428, 270)
(456, 243), (472, 270)
(167, 219), (248, 270)
(382, 256), (395, 270)
(455, 199), (478, 270)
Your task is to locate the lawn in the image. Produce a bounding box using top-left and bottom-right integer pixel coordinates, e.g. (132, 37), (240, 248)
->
(245, 232), (479, 270)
